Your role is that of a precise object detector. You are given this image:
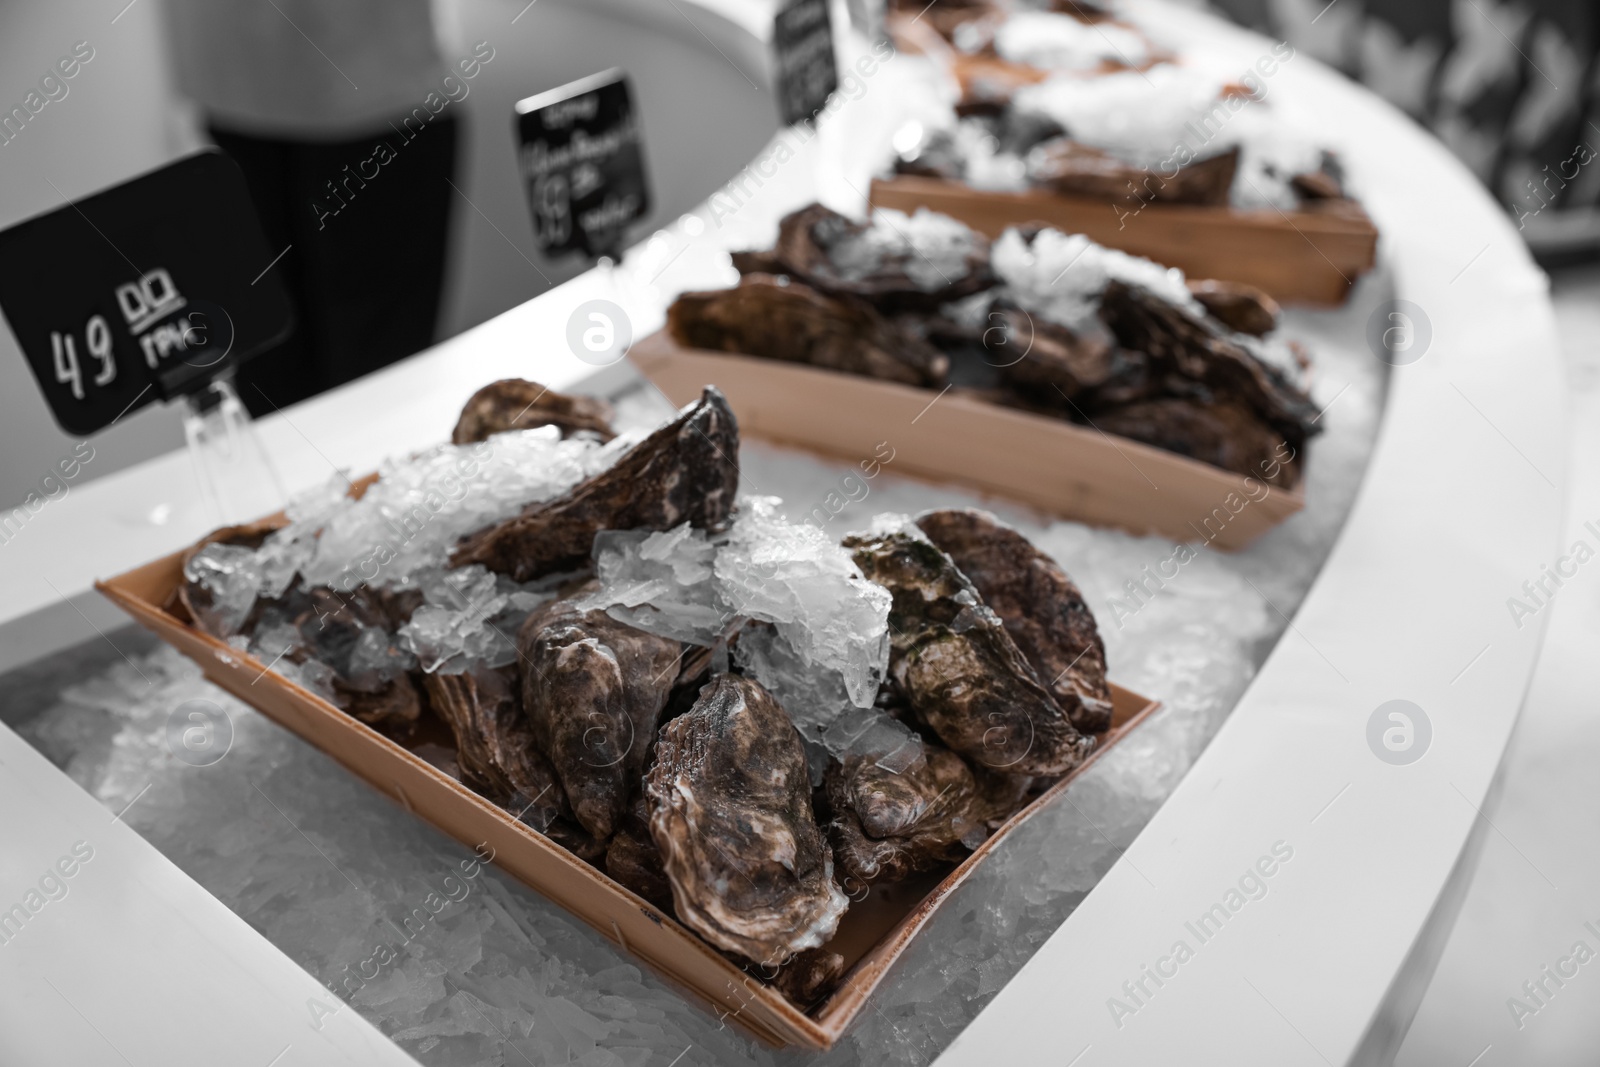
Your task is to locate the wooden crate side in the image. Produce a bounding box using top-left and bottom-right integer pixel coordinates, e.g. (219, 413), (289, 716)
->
(869, 176), (1378, 306)
(630, 333), (1303, 550)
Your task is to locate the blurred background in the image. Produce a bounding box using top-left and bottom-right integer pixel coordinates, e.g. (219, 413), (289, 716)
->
(1, 0), (1594, 513)
(0, 0), (775, 510)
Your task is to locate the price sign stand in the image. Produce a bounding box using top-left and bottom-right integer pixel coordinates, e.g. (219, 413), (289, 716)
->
(183, 377), (286, 527)
(0, 150), (295, 525)
(772, 0), (842, 202)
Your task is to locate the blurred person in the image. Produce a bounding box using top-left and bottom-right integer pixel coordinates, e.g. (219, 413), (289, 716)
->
(163, 0), (459, 414)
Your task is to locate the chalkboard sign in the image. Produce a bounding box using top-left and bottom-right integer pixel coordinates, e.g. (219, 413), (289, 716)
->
(773, 0), (839, 126)
(0, 150), (293, 437)
(515, 70), (651, 261)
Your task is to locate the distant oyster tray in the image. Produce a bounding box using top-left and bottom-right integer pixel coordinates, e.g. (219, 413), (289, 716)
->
(98, 382), (1160, 1050)
(879, 1), (1379, 304)
(870, 174), (1377, 306)
(638, 202), (1314, 549)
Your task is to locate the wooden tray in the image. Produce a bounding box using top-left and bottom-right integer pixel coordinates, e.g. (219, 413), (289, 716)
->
(870, 174), (1378, 306)
(98, 538), (1159, 1049)
(631, 330), (1305, 551)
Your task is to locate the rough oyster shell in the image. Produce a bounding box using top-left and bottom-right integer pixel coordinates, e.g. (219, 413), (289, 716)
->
(644, 673), (848, 967)
(519, 586), (683, 841)
(845, 529), (1093, 777)
(451, 378), (616, 444)
(451, 387), (740, 581)
(733, 202), (994, 313)
(916, 508), (1112, 733)
(668, 274), (949, 387)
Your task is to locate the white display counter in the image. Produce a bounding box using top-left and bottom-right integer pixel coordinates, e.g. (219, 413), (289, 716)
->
(0, 1), (1564, 1064)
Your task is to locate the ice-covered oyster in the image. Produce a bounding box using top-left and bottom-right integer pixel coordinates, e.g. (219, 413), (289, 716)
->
(295, 585), (425, 740)
(732, 203), (994, 312)
(451, 378), (616, 445)
(519, 587), (684, 841)
(668, 274), (949, 388)
(451, 388), (740, 581)
(845, 529), (1093, 776)
(644, 673), (848, 967)
(178, 519), (282, 638)
(916, 508), (1112, 733)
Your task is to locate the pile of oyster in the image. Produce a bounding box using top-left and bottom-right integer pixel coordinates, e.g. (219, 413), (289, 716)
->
(669, 203), (1320, 487)
(885, 0), (1350, 212)
(178, 381), (1113, 1008)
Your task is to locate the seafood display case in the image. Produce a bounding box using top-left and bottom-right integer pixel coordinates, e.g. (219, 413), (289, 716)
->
(0, 0), (1567, 1065)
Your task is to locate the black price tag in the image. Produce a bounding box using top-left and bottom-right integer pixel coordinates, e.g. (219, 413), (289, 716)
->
(773, 0), (839, 127)
(515, 69), (651, 261)
(0, 149), (293, 437)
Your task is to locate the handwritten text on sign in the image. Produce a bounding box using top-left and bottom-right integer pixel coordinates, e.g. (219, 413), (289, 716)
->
(773, 0), (838, 126)
(0, 150), (291, 435)
(515, 69), (651, 260)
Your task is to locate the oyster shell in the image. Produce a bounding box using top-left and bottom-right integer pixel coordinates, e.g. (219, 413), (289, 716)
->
(297, 585), (426, 741)
(420, 664), (569, 831)
(844, 529), (1093, 776)
(772, 948), (848, 1009)
(1097, 279), (1319, 462)
(177, 519), (282, 638)
(1092, 397), (1301, 487)
(668, 274), (949, 387)
(1027, 140), (1238, 205)
(1186, 279), (1279, 338)
(519, 587), (684, 841)
(825, 744), (982, 887)
(451, 378), (616, 444)
(644, 673), (848, 967)
(605, 794), (674, 909)
(451, 387), (740, 581)
(916, 508), (1112, 734)
(733, 203), (993, 312)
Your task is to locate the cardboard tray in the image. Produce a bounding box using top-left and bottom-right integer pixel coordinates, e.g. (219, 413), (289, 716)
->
(869, 174), (1378, 306)
(99, 527), (1159, 1050)
(631, 330), (1304, 551)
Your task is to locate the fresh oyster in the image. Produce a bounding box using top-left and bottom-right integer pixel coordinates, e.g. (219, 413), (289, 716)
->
(844, 529), (1093, 776)
(1027, 140), (1238, 205)
(1092, 397), (1301, 487)
(1186, 279), (1279, 337)
(644, 673), (848, 967)
(825, 744), (981, 886)
(982, 303), (1129, 403)
(519, 587), (683, 841)
(296, 585), (425, 741)
(1097, 280), (1320, 464)
(177, 519), (282, 638)
(916, 508), (1112, 734)
(451, 388), (740, 581)
(731, 203), (993, 312)
(451, 378), (616, 444)
(420, 663), (570, 835)
(605, 794), (674, 909)
(668, 274), (949, 387)
(772, 948), (848, 1008)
